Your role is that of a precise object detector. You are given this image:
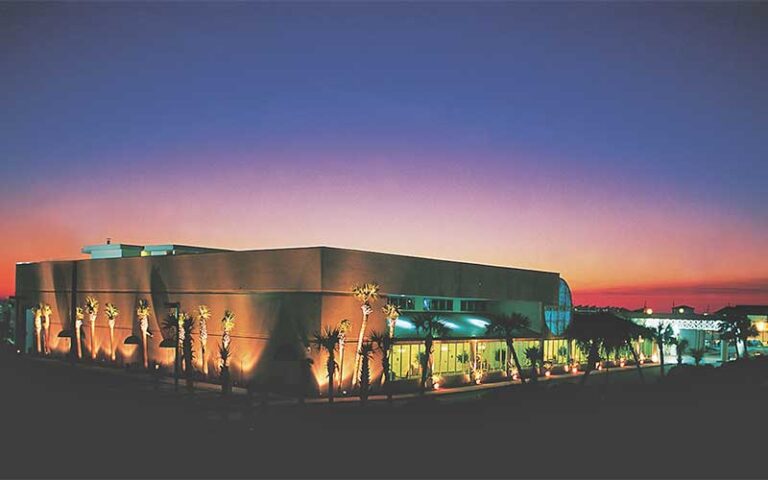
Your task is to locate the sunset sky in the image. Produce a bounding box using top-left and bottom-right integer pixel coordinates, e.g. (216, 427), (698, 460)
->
(1, 2), (766, 310)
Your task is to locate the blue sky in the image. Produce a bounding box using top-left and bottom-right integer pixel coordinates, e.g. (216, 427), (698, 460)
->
(1, 2), (766, 307)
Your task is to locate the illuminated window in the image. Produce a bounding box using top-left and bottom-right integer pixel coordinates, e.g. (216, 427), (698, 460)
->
(424, 298), (454, 311)
(386, 296), (415, 311)
(460, 300), (488, 312)
(545, 278), (573, 335)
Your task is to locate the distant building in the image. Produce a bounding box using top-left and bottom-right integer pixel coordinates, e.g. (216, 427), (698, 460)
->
(621, 306), (723, 358)
(716, 305), (768, 344)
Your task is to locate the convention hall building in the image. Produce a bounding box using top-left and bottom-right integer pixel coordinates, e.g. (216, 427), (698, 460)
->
(14, 243), (575, 395)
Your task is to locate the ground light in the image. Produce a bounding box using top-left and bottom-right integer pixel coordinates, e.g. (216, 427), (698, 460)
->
(651, 354), (659, 363)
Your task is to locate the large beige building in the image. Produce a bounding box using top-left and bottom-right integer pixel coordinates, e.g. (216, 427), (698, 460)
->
(14, 244), (572, 395)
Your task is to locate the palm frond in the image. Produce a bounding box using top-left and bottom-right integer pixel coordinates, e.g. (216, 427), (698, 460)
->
(136, 299), (151, 319)
(311, 326), (342, 353)
(360, 340), (375, 357)
(381, 303), (400, 319)
(339, 319), (352, 335)
(105, 302), (120, 320)
(197, 304), (211, 321)
(369, 329), (393, 351)
(221, 310), (236, 333)
(352, 283), (380, 303)
(84, 296), (99, 315)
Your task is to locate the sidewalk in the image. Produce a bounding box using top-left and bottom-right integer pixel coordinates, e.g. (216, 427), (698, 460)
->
(24, 354), (672, 406)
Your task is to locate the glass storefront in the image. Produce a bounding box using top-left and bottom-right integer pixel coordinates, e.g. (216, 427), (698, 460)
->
(391, 338), (564, 379)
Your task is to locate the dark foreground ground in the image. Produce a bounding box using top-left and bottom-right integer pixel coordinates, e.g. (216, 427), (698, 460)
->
(2, 352), (767, 479)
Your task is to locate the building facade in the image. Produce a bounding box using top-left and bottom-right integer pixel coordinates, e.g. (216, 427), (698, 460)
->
(14, 245), (573, 395)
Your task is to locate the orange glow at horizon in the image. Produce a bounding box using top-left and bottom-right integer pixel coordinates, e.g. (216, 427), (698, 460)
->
(2, 149), (766, 312)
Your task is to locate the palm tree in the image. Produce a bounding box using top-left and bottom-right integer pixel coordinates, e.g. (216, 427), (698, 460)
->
(84, 296), (99, 360)
(136, 300), (151, 369)
(337, 319), (351, 393)
(181, 313), (195, 392)
(718, 321), (738, 360)
(456, 351), (471, 376)
(32, 305), (42, 355)
(358, 341), (375, 405)
(351, 283), (380, 388)
(675, 338), (689, 366)
(176, 311), (186, 374)
(690, 348), (705, 366)
(624, 336), (646, 384)
(382, 303), (401, 339)
(411, 313), (448, 395)
(485, 313), (530, 383)
(567, 311), (650, 386)
(220, 310), (235, 395)
(733, 314), (758, 359)
(650, 323), (675, 376)
(105, 303), (119, 362)
(74, 307), (85, 360)
(311, 326), (341, 403)
(524, 347), (541, 383)
(164, 311), (188, 388)
(370, 329), (394, 402)
(41, 303), (52, 355)
(197, 305), (211, 375)
(380, 303), (400, 388)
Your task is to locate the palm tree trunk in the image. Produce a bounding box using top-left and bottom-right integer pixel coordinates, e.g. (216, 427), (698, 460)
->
(185, 349), (194, 392)
(420, 338), (432, 395)
(579, 341), (599, 386)
(337, 338), (345, 393)
(382, 354), (392, 403)
(75, 327), (82, 360)
(380, 345), (389, 388)
(109, 326), (115, 362)
(90, 321), (96, 360)
(742, 339), (749, 359)
(658, 341), (665, 377)
(141, 333), (148, 369)
(352, 307), (369, 388)
(221, 366), (230, 395)
(43, 323), (50, 355)
(507, 339), (526, 384)
(202, 344), (208, 375)
(626, 338), (645, 384)
(327, 356), (335, 403)
(504, 341), (511, 378)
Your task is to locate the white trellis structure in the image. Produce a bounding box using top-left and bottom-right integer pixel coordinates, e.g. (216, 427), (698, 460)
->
(634, 317), (722, 332)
